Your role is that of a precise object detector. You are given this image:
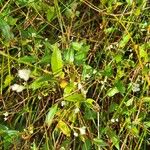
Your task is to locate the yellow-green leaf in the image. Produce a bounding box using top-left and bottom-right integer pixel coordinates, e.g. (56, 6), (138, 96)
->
(45, 104), (58, 127)
(64, 93), (85, 102)
(51, 44), (63, 75)
(57, 120), (71, 137)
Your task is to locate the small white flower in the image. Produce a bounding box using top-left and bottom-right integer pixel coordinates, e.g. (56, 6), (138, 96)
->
(111, 118), (115, 123)
(61, 101), (66, 107)
(116, 118), (119, 122)
(85, 74), (90, 79)
(93, 69), (97, 74)
(11, 84), (25, 92)
(74, 108), (80, 114)
(37, 44), (43, 48)
(38, 95), (42, 100)
(45, 38), (48, 41)
(73, 132), (79, 137)
(132, 83), (140, 92)
(107, 44), (113, 50)
(31, 33), (36, 37)
(78, 83), (83, 90)
(3, 112), (9, 117)
(4, 117), (8, 121)
(18, 69), (31, 81)
(79, 126), (86, 135)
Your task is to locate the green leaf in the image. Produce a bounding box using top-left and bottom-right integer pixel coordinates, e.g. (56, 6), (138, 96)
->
(29, 76), (51, 90)
(57, 120), (71, 137)
(64, 83), (76, 94)
(119, 34), (130, 48)
(143, 97), (150, 103)
(64, 48), (74, 64)
(75, 45), (90, 65)
(139, 44), (148, 62)
(0, 17), (14, 40)
(114, 54), (122, 63)
(46, 6), (55, 22)
(51, 44), (63, 75)
(103, 65), (113, 77)
(72, 42), (83, 51)
(82, 139), (92, 150)
(82, 64), (93, 80)
(144, 122), (150, 128)
(125, 98), (134, 106)
(4, 75), (14, 88)
(107, 87), (119, 97)
(65, 8), (74, 19)
(64, 93), (85, 102)
(19, 55), (37, 63)
(106, 128), (120, 150)
(126, 0), (133, 5)
(93, 138), (108, 147)
(45, 104), (58, 127)
(115, 80), (126, 94)
(39, 55), (51, 64)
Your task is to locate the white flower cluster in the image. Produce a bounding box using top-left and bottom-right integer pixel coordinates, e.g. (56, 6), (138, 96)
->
(73, 126), (86, 137)
(3, 112), (9, 121)
(132, 83), (140, 92)
(111, 118), (119, 123)
(11, 69), (31, 93)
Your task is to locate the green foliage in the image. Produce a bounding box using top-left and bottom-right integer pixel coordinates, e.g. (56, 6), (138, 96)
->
(51, 44), (63, 75)
(45, 104), (58, 127)
(0, 0), (150, 149)
(0, 17), (14, 41)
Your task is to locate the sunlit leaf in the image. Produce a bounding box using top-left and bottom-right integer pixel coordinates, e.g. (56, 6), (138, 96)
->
(93, 138), (108, 147)
(57, 120), (71, 137)
(139, 44), (148, 62)
(4, 75), (14, 88)
(143, 97), (150, 103)
(46, 6), (55, 22)
(64, 48), (74, 64)
(45, 104), (58, 127)
(107, 87), (119, 97)
(126, 0), (133, 6)
(119, 34), (130, 48)
(29, 75), (54, 90)
(64, 93), (85, 102)
(19, 55), (37, 63)
(72, 42), (83, 51)
(51, 44), (63, 75)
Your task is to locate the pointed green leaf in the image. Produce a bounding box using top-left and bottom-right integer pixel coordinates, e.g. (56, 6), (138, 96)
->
(45, 104), (58, 127)
(46, 6), (55, 22)
(51, 44), (63, 75)
(19, 55), (37, 63)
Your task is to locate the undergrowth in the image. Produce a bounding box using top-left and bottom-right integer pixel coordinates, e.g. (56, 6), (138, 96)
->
(0, 0), (150, 150)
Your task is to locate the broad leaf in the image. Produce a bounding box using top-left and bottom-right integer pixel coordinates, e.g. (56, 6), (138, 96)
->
(107, 87), (119, 97)
(64, 93), (85, 102)
(57, 120), (71, 137)
(51, 44), (63, 75)
(0, 17), (13, 40)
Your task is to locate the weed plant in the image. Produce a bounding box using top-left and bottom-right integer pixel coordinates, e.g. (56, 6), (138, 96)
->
(0, 0), (150, 150)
